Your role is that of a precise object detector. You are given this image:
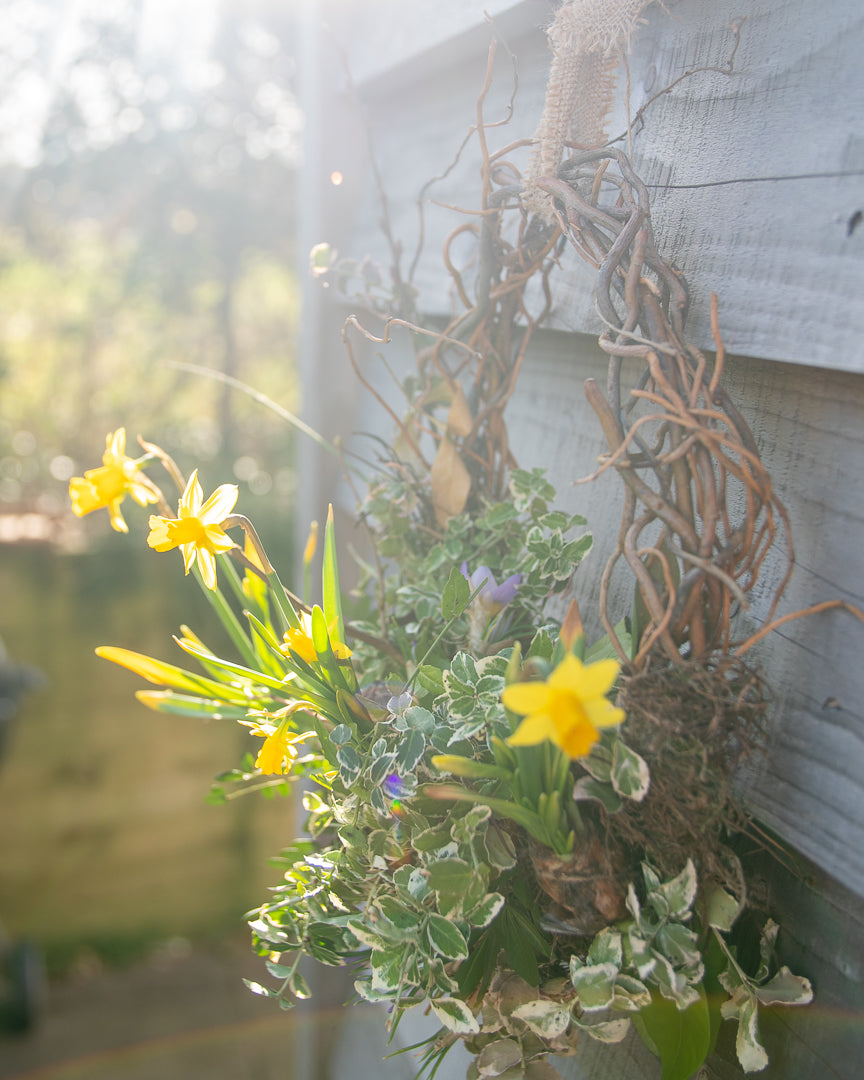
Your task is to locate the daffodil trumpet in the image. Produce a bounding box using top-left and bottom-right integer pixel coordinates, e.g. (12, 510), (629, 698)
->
(147, 469), (238, 589)
(503, 653), (625, 760)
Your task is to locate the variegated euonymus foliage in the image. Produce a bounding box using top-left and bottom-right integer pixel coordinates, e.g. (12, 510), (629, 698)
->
(73, 433), (812, 1080)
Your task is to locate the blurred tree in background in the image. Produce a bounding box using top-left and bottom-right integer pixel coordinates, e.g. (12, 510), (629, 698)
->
(0, 0), (301, 533)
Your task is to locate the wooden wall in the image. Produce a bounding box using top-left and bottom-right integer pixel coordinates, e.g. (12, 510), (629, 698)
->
(295, 1), (864, 1076)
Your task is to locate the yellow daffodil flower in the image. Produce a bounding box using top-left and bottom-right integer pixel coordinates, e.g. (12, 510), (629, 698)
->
(147, 468), (238, 590)
(69, 428), (158, 533)
(503, 654), (625, 759)
(280, 610), (352, 664)
(253, 717), (314, 775)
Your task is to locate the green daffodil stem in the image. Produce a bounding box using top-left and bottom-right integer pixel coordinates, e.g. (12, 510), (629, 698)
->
(192, 564), (260, 669)
(218, 550), (251, 609)
(404, 579), (489, 691)
(431, 755), (514, 782)
(266, 571), (302, 634)
(220, 513), (301, 633)
(222, 515), (274, 573)
(420, 783), (563, 853)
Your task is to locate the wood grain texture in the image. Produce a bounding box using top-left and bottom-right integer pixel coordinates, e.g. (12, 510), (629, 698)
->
(502, 330), (864, 898)
(335, 0), (864, 370)
(313, 0), (864, 897)
(300, 4), (864, 1076)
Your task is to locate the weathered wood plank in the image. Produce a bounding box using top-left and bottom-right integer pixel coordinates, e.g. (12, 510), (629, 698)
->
(299, 5), (864, 1078)
(324, 0), (544, 88)
(332, 0), (864, 371)
(502, 329), (864, 898)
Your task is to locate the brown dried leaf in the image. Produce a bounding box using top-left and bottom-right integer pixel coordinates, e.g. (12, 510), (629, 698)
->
(430, 436), (471, 527)
(447, 384), (474, 438)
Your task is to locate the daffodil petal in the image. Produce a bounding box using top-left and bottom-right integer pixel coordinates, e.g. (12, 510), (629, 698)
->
(501, 652), (625, 760)
(198, 483), (239, 524)
(575, 657), (620, 697)
(501, 682), (553, 715)
(181, 540), (197, 575)
(107, 500), (129, 533)
(128, 480), (158, 507)
(583, 697), (626, 730)
(203, 524), (235, 553)
(180, 469), (204, 515)
(507, 712), (558, 747)
(256, 729), (298, 774)
(106, 428), (126, 460)
(197, 547), (218, 590)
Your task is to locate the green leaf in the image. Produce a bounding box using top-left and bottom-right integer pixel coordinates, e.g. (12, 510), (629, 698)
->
(635, 986), (711, 1080)
(442, 565), (471, 619)
(336, 745), (361, 785)
(289, 969), (311, 999)
(451, 804), (492, 843)
(476, 1038), (523, 1075)
(571, 1016), (631, 1043)
(512, 1000), (571, 1039)
(482, 502), (519, 528)
(735, 994), (769, 1072)
(95, 646), (251, 703)
(569, 961), (618, 1012)
(430, 996), (479, 1035)
(587, 928), (623, 967)
(484, 825), (517, 870)
(345, 920), (388, 950)
(450, 652), (478, 685)
(573, 775), (623, 813)
(526, 628), (555, 661)
(135, 690), (250, 719)
(655, 922), (702, 969)
(584, 619), (632, 664)
(581, 740), (613, 782)
(370, 947), (406, 992)
(656, 859), (698, 920)
(411, 823), (453, 852)
(311, 605), (335, 665)
(426, 914), (469, 960)
(404, 705), (435, 732)
(611, 739), (650, 801)
(369, 753), (397, 785)
(755, 967), (813, 1007)
(265, 958), (296, 979)
(503, 908), (545, 986)
(173, 635), (290, 692)
(426, 857), (476, 899)
(376, 896), (419, 930)
(415, 665), (445, 697)
(396, 728), (426, 773)
(322, 505), (345, 646)
(467, 892), (505, 929)
(613, 974), (652, 1011)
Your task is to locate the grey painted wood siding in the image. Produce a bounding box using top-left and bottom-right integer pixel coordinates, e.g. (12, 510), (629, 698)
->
(313, 0), (864, 893)
(332, 0), (864, 371)
(296, 2), (864, 1076)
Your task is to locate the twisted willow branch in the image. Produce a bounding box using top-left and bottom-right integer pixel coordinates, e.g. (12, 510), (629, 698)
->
(537, 148), (795, 667)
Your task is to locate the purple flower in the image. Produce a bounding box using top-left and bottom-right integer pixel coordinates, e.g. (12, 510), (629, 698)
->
(461, 562), (521, 616)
